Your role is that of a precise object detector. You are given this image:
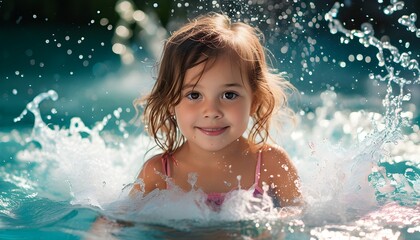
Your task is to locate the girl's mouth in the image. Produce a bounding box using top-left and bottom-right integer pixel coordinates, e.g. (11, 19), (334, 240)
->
(197, 127), (229, 136)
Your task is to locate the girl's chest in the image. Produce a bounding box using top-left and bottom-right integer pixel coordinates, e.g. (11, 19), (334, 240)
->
(170, 162), (257, 193)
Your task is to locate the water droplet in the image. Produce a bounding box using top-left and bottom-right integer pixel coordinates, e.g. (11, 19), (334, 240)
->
(113, 109), (121, 119)
(236, 175), (242, 189)
(402, 93), (411, 101)
(187, 172), (198, 189)
(361, 22), (374, 36)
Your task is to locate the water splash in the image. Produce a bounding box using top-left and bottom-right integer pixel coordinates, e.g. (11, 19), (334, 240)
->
(106, 184), (284, 227)
(325, 1), (419, 132)
(398, 13), (420, 38)
(383, 0), (405, 15)
(11, 90), (149, 205)
(14, 90), (58, 124)
(284, 0), (420, 224)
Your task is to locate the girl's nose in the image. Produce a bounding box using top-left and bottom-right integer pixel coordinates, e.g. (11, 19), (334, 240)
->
(203, 100), (223, 119)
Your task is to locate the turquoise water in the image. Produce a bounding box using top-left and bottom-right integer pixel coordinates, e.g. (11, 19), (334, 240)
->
(1, 1), (420, 239)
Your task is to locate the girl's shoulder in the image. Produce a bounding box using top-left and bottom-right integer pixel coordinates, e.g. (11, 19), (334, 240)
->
(260, 144), (290, 163)
(137, 153), (167, 194)
(259, 144), (297, 176)
(259, 144), (302, 206)
(143, 153), (165, 169)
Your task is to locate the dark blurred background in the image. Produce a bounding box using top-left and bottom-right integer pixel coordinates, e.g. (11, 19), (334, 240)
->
(1, 0), (419, 129)
(0, 0), (174, 26)
(3, 0), (419, 28)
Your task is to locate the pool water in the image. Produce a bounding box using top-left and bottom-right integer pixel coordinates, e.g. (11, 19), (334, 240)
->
(1, 0), (419, 239)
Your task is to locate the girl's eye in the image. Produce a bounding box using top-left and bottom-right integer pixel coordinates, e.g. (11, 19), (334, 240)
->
(186, 92), (201, 100)
(223, 92), (238, 100)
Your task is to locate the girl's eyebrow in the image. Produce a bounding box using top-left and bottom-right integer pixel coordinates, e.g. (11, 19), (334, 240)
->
(181, 83), (198, 90)
(224, 83), (243, 88)
(182, 82), (244, 90)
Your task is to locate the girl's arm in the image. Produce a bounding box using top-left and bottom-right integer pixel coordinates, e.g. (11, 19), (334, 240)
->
(261, 146), (302, 207)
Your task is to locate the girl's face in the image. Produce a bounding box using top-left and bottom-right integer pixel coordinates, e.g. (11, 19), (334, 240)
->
(174, 57), (254, 153)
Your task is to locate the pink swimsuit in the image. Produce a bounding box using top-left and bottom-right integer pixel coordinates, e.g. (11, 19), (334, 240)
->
(161, 151), (264, 210)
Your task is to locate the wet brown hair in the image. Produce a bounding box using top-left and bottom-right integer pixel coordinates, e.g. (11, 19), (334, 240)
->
(134, 12), (295, 154)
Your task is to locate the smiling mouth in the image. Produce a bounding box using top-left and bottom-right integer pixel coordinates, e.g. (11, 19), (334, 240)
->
(197, 127), (229, 136)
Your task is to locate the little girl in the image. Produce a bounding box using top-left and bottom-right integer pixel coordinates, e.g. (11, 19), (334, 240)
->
(131, 12), (301, 208)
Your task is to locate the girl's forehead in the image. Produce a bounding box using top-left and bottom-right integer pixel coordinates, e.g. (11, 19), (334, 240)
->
(183, 55), (249, 86)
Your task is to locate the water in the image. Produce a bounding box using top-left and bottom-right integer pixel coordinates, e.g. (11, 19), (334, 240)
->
(1, 0), (419, 239)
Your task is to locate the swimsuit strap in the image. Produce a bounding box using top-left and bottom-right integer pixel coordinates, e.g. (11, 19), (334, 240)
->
(161, 154), (171, 177)
(161, 153), (178, 178)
